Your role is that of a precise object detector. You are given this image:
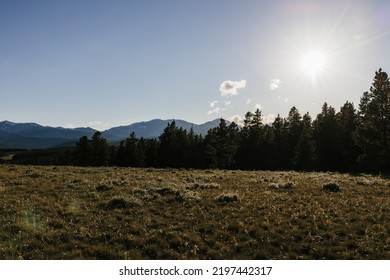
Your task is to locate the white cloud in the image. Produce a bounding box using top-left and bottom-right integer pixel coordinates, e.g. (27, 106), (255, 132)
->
(88, 121), (110, 130)
(210, 100), (218, 107)
(273, 95), (289, 103)
(263, 114), (276, 124)
(118, 119), (133, 126)
(88, 121), (103, 126)
(64, 123), (76, 129)
(219, 80), (246, 96)
(255, 104), (263, 110)
(270, 79), (281, 90)
(224, 100), (232, 106)
(208, 107), (221, 115)
(246, 98), (252, 105)
(228, 115), (244, 125)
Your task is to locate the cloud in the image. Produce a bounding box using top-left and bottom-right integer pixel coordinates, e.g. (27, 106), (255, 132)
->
(210, 100), (218, 108)
(255, 104), (263, 110)
(263, 114), (276, 124)
(208, 107), (221, 115)
(270, 79), (281, 90)
(224, 100), (232, 106)
(88, 121), (110, 130)
(228, 115), (244, 125)
(88, 121), (103, 126)
(64, 123), (76, 129)
(273, 95), (289, 103)
(246, 98), (252, 105)
(219, 80), (246, 96)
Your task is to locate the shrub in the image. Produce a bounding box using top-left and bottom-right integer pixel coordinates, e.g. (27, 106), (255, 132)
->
(100, 196), (143, 210)
(175, 190), (200, 202)
(187, 182), (220, 190)
(269, 182), (294, 190)
(215, 193), (239, 203)
(322, 182), (341, 192)
(279, 182), (293, 190)
(96, 184), (113, 192)
(152, 186), (179, 196)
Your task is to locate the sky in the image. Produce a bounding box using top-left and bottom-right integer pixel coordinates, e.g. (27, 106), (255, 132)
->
(1, 0), (390, 130)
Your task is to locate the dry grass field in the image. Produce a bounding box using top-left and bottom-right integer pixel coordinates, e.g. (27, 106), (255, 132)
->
(0, 164), (389, 260)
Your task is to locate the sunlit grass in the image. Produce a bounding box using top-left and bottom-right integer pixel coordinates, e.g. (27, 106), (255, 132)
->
(0, 165), (389, 259)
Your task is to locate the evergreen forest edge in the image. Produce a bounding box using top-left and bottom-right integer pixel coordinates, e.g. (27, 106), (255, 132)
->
(4, 69), (390, 174)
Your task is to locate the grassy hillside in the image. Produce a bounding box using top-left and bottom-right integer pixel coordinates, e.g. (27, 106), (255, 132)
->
(0, 165), (388, 259)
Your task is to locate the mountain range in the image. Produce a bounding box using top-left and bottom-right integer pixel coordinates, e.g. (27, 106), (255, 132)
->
(0, 119), (221, 149)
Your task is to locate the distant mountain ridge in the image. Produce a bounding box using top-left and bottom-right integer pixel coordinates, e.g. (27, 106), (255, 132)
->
(102, 119), (220, 140)
(0, 119), (221, 149)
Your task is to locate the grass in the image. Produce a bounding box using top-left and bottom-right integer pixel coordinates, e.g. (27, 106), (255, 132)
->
(0, 164), (389, 260)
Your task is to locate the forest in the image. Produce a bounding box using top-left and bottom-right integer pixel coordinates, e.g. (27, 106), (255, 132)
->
(10, 69), (390, 174)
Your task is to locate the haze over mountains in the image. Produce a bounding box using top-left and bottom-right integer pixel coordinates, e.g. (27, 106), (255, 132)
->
(0, 119), (221, 149)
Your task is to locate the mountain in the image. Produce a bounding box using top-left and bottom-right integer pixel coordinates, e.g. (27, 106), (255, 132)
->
(102, 119), (221, 140)
(0, 121), (97, 149)
(0, 121), (96, 139)
(0, 119), (222, 149)
(0, 131), (76, 150)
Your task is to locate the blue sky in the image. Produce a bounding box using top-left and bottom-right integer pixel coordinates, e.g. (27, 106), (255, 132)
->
(1, 0), (390, 130)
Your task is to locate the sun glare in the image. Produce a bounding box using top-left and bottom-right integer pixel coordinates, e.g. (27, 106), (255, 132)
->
(300, 50), (326, 77)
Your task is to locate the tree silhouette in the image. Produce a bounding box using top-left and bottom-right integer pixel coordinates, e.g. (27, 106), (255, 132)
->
(313, 103), (341, 171)
(237, 109), (266, 169)
(285, 106), (303, 169)
(337, 101), (360, 171)
(292, 112), (314, 170)
(158, 121), (190, 168)
(270, 114), (286, 169)
(90, 131), (109, 166)
(205, 119), (240, 168)
(75, 136), (91, 166)
(355, 68), (390, 172)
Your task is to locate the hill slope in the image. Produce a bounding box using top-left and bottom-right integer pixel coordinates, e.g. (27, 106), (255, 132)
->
(0, 119), (221, 149)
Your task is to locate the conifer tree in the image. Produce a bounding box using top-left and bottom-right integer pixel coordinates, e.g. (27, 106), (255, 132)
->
(337, 101), (360, 171)
(237, 109), (265, 169)
(313, 103), (341, 171)
(90, 131), (109, 166)
(75, 136), (91, 166)
(270, 114), (286, 169)
(293, 112), (314, 170)
(158, 121), (190, 168)
(285, 106), (303, 169)
(355, 68), (390, 172)
(205, 119), (240, 168)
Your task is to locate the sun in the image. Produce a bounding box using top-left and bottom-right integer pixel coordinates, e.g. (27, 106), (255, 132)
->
(300, 50), (326, 77)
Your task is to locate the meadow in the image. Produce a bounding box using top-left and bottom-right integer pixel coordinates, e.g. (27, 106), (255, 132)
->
(0, 164), (388, 259)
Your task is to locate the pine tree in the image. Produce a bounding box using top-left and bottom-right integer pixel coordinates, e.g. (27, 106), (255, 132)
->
(90, 131), (109, 166)
(237, 109), (265, 169)
(270, 114), (286, 170)
(285, 106), (303, 169)
(355, 68), (390, 172)
(337, 101), (360, 171)
(205, 119), (240, 168)
(158, 121), (190, 168)
(293, 112), (315, 170)
(75, 136), (91, 166)
(144, 138), (159, 167)
(313, 103), (341, 171)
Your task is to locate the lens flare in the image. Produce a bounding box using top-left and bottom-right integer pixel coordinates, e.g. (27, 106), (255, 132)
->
(301, 50), (326, 76)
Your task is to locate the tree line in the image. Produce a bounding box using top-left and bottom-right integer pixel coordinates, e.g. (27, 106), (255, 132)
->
(11, 69), (390, 173)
